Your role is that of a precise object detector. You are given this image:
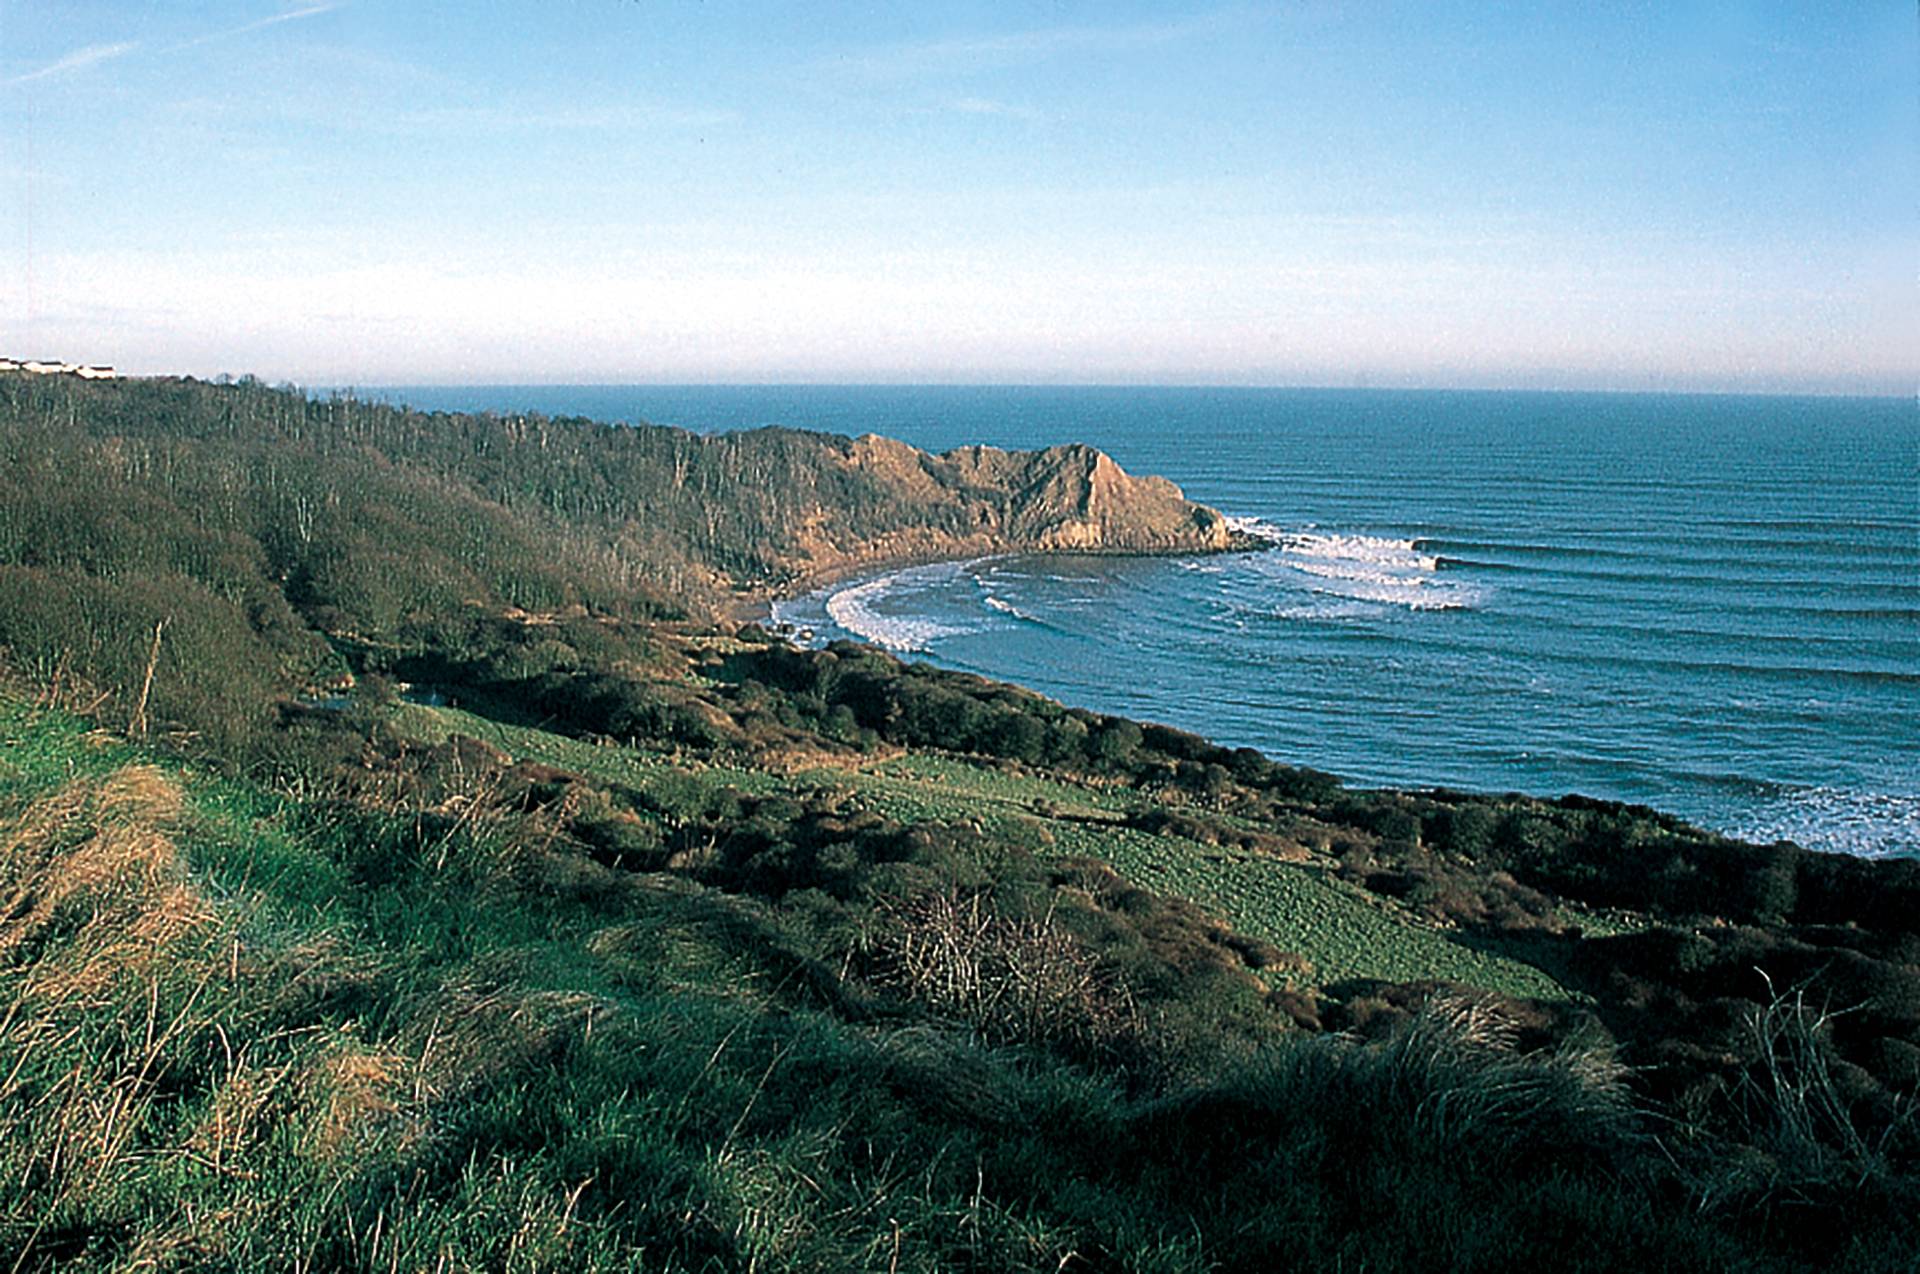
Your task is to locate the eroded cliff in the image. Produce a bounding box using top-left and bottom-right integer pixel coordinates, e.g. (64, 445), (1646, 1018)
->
(766, 433), (1249, 591)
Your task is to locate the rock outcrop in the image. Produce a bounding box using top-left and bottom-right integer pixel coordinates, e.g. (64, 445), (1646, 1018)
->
(940, 441), (1236, 553)
(765, 433), (1252, 593)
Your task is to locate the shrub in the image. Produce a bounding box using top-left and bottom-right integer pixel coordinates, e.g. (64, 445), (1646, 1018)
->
(870, 886), (1139, 1052)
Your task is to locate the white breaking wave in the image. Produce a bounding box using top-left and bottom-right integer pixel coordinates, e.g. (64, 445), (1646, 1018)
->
(1234, 519), (1482, 611)
(1225, 514), (1287, 543)
(1723, 786), (1920, 860)
(1284, 533), (1440, 579)
(983, 593), (1075, 633)
(1274, 599), (1391, 622)
(825, 575), (964, 652)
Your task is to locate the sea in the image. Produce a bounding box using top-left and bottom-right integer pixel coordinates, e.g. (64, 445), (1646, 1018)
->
(373, 385), (1919, 861)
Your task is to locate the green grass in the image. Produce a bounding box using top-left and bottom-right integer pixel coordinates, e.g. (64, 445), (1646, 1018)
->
(873, 751), (1137, 817)
(394, 702), (1569, 998)
(0, 695), (140, 790)
(0, 693), (1905, 1271)
(859, 756), (1566, 996)
(393, 700), (787, 797)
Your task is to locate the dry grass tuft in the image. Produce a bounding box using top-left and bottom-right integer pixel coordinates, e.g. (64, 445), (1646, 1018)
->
(191, 1057), (298, 1165)
(873, 887), (1138, 1051)
(302, 1030), (418, 1161)
(1380, 991), (1639, 1158)
(0, 764), (237, 1255)
(94, 762), (186, 826)
(0, 765), (213, 999)
(1691, 975), (1920, 1214)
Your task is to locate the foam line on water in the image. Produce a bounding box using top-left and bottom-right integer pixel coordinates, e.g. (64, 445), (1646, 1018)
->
(824, 572), (965, 652)
(1722, 787), (1920, 860)
(978, 590), (1084, 639)
(1232, 518), (1484, 611)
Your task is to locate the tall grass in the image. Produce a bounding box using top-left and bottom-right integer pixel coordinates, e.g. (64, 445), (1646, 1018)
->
(1685, 973), (1920, 1258)
(0, 703), (1911, 1270)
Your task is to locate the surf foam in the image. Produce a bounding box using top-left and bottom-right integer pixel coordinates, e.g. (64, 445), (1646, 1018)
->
(824, 573), (965, 652)
(1722, 786), (1920, 860)
(1234, 519), (1483, 611)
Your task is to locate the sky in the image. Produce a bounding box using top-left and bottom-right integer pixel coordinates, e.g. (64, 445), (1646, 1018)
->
(0, 2), (1914, 392)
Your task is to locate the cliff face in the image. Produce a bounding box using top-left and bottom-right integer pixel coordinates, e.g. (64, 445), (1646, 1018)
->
(768, 433), (1244, 591)
(943, 441), (1234, 552)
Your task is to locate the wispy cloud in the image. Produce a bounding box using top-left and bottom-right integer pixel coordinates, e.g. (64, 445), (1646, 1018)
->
(389, 102), (737, 134)
(4, 5), (340, 88)
(166, 3), (343, 52)
(4, 42), (139, 87)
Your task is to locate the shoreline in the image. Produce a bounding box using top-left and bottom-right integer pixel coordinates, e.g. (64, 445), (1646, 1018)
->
(717, 543), (1919, 864)
(721, 531), (1274, 627)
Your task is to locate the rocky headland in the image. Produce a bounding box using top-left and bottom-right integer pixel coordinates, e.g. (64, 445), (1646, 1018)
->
(748, 432), (1259, 601)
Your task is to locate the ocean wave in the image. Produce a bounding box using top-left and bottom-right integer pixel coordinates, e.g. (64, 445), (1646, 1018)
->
(1234, 520), (1483, 611)
(1288, 532), (1441, 575)
(1225, 515), (1288, 544)
(980, 593), (1082, 638)
(1722, 786), (1920, 860)
(824, 575), (965, 652)
(1273, 599), (1391, 622)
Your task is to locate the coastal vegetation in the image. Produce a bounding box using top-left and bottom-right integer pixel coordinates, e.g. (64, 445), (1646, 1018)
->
(0, 371), (1914, 1270)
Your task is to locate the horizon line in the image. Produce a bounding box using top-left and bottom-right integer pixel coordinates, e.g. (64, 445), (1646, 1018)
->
(324, 378), (1917, 403)
(20, 363), (1910, 401)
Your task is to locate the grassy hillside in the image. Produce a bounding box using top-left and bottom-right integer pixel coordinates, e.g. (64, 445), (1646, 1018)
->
(4, 693), (1913, 1272)
(1, 371), (1916, 1269)
(389, 698), (1572, 999)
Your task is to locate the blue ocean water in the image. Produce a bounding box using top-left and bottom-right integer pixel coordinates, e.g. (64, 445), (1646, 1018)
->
(377, 385), (1919, 859)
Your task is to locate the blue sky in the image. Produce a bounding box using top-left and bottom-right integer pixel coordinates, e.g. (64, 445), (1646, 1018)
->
(1, 2), (1912, 390)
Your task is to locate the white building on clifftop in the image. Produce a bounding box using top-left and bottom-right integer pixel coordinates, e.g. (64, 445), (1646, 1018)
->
(1, 358), (117, 378)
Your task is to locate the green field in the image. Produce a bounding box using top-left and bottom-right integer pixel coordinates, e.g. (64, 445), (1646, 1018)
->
(395, 701), (1568, 998)
(0, 690), (1602, 1009)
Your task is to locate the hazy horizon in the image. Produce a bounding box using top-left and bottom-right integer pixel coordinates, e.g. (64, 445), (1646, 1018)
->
(360, 378), (1910, 399)
(4, 3), (1914, 395)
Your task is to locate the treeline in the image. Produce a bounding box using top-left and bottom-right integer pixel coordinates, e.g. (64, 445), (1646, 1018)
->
(1, 372), (1038, 591)
(0, 376), (689, 754)
(0, 371), (1173, 752)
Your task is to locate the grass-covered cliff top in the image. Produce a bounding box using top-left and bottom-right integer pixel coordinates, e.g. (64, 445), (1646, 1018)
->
(0, 370), (1915, 1269)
